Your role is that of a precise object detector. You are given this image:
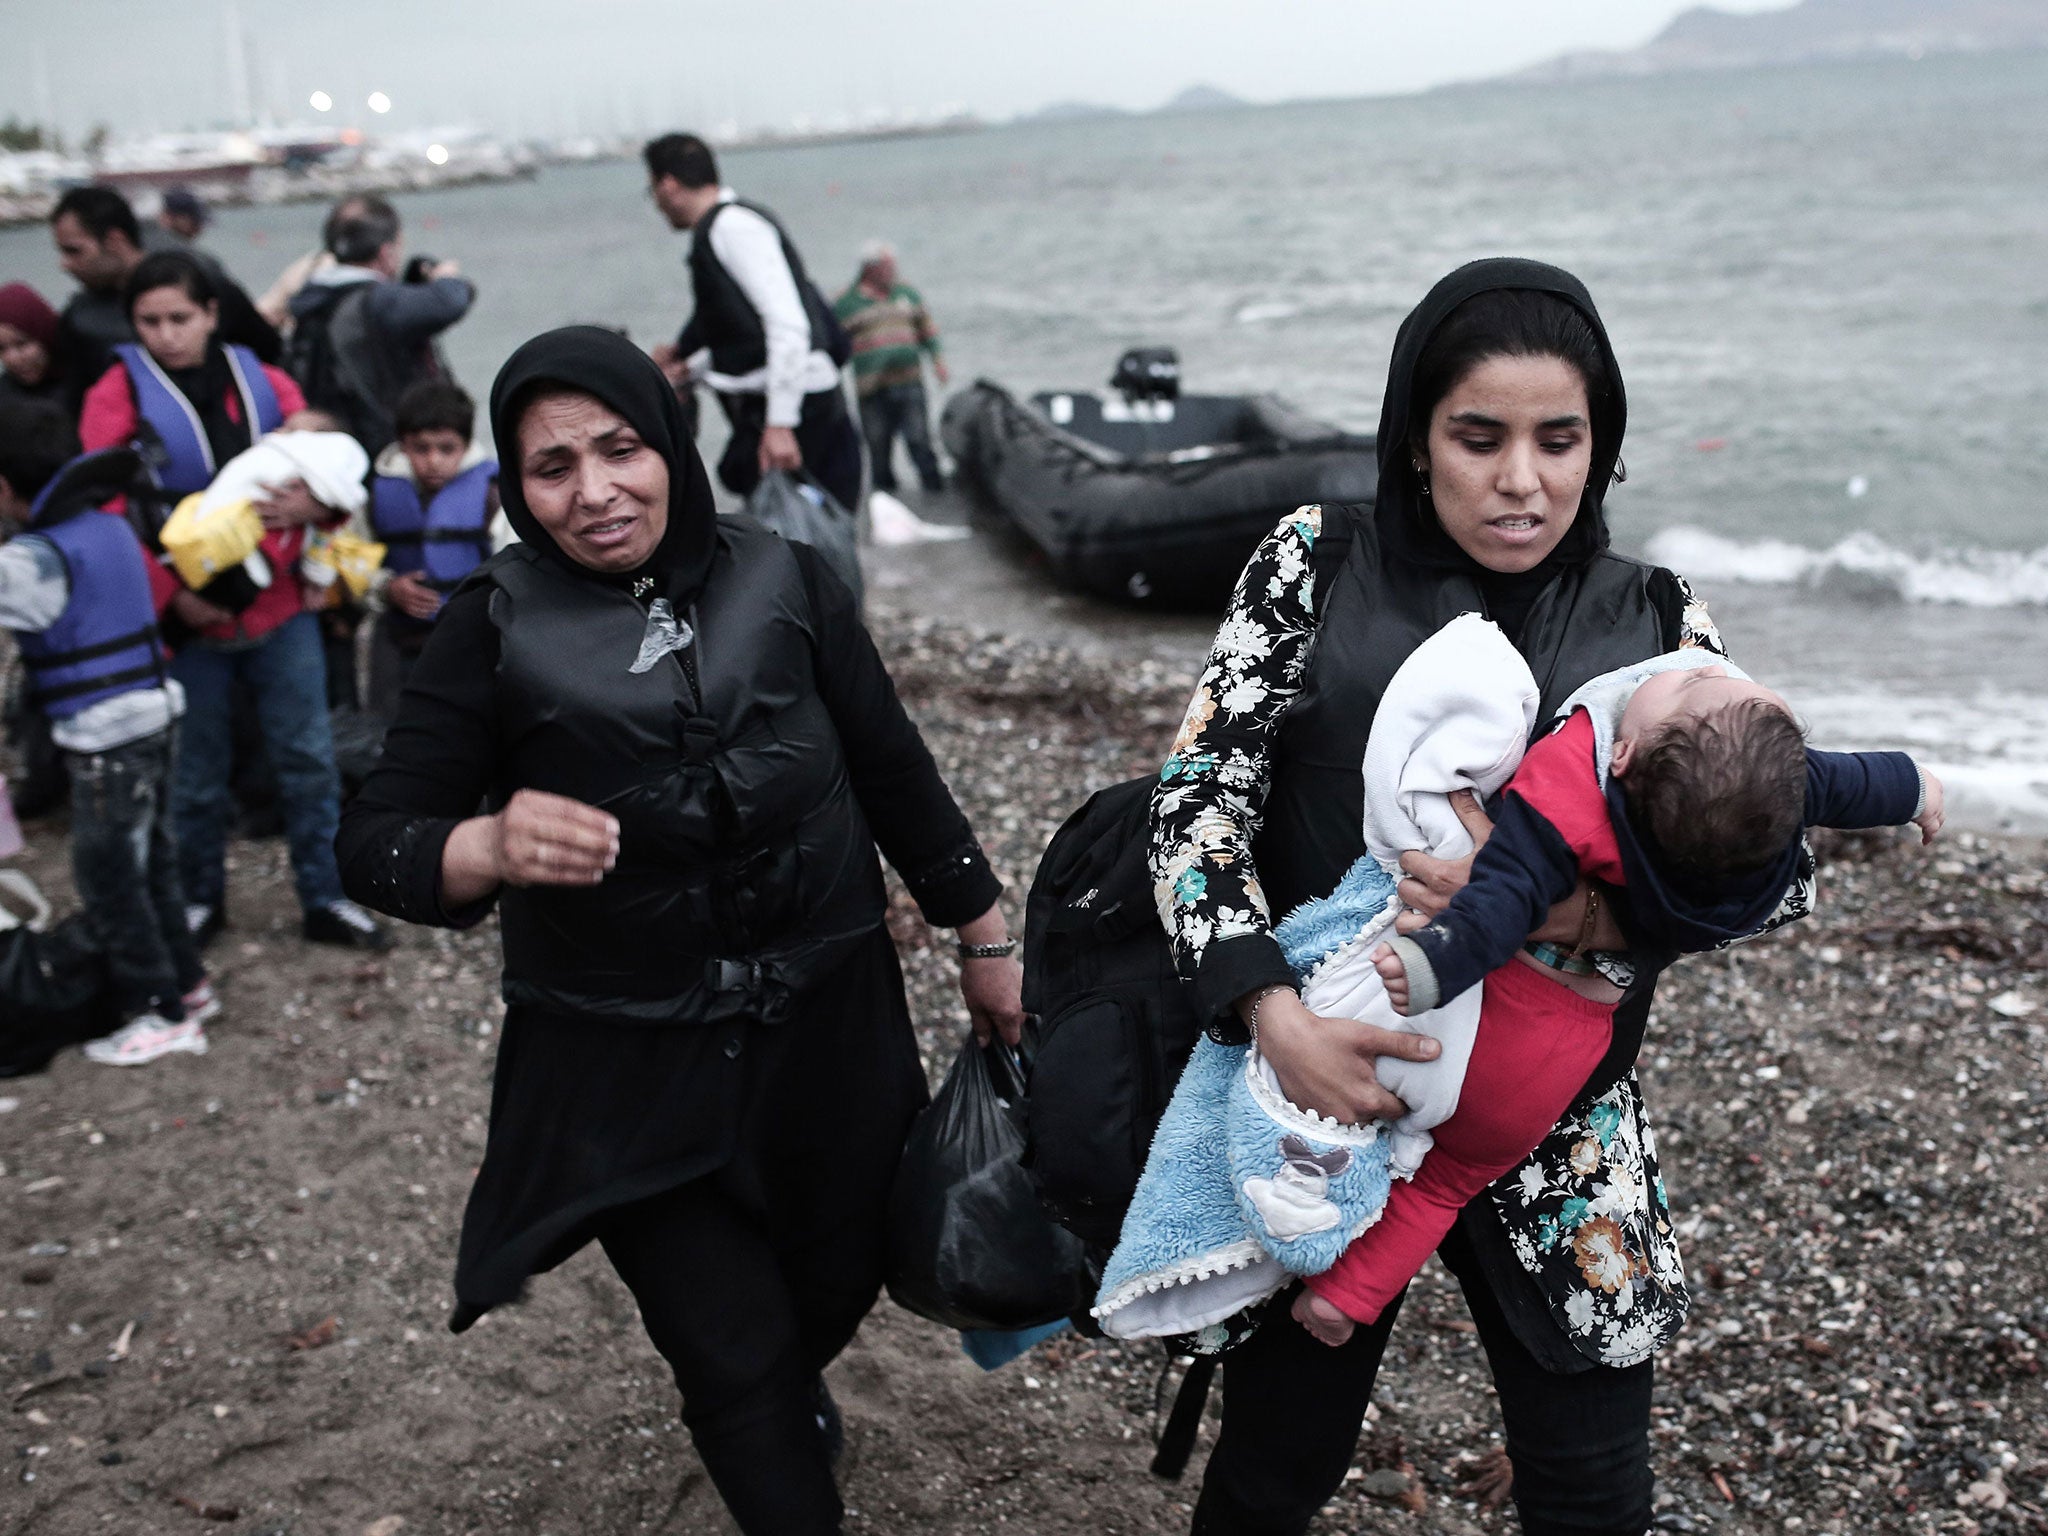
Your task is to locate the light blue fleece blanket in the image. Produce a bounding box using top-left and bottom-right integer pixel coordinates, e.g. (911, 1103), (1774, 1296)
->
(1094, 614), (1541, 1340)
(1092, 860), (1399, 1338)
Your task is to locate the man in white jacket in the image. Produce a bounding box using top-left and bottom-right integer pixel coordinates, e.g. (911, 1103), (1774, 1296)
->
(642, 133), (863, 515)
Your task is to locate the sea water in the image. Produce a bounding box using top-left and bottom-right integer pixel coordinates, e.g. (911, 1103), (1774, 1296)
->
(4, 51), (2043, 827)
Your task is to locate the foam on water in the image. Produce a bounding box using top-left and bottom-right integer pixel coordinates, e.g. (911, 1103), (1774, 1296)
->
(1793, 685), (2048, 835)
(1647, 527), (2048, 609)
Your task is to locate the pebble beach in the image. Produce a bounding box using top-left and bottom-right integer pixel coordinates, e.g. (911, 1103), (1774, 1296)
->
(3, 608), (2045, 1534)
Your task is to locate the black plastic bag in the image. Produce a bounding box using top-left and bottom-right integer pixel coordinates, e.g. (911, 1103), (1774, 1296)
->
(885, 1029), (1097, 1331)
(0, 910), (119, 1079)
(745, 470), (864, 606)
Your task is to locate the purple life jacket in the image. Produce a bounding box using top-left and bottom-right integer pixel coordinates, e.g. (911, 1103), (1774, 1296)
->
(369, 460), (496, 622)
(116, 342), (283, 499)
(12, 466), (166, 720)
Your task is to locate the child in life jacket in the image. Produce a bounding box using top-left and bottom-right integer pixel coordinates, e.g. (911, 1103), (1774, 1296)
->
(355, 379), (504, 711)
(1292, 650), (1944, 1346)
(0, 399), (218, 1065)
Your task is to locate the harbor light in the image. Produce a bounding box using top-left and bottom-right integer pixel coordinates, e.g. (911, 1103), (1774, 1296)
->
(309, 90), (333, 112)
(426, 143), (449, 166)
(367, 91), (393, 114)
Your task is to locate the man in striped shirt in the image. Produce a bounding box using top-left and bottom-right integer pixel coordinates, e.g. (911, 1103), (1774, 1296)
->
(833, 244), (948, 495)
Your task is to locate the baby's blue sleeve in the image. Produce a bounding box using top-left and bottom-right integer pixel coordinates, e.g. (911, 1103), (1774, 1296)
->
(1804, 749), (1922, 831)
(1388, 794), (1582, 1011)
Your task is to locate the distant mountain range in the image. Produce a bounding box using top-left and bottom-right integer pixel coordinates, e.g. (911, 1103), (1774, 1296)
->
(1016, 83), (1249, 124)
(1512, 0), (2047, 83)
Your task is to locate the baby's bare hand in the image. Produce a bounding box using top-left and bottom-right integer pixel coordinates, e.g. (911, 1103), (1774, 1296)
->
(1292, 1287), (1355, 1348)
(1371, 943), (1411, 1016)
(1916, 772), (1946, 845)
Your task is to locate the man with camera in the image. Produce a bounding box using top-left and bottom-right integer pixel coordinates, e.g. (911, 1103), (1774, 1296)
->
(286, 195), (475, 456)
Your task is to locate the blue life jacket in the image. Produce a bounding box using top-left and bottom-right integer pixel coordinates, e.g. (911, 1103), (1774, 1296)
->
(12, 462), (167, 721)
(370, 459), (497, 599)
(116, 342), (284, 499)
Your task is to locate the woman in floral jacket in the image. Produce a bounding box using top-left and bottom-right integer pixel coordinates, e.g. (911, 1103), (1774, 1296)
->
(1149, 259), (1810, 1536)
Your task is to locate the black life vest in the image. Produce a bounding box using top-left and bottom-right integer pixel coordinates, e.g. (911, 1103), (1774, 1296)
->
(686, 199), (849, 376)
(1259, 511), (1691, 1097)
(483, 518), (885, 1025)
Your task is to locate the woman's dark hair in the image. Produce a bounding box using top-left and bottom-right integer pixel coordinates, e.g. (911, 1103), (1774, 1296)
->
(1406, 288), (1624, 486)
(124, 250), (218, 319)
(643, 133), (718, 189)
(395, 378), (475, 442)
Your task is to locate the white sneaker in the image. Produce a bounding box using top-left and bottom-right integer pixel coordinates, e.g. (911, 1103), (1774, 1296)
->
(182, 979), (221, 1026)
(83, 1014), (209, 1067)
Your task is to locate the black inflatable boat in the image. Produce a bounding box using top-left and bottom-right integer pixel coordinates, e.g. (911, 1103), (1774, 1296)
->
(940, 349), (1375, 608)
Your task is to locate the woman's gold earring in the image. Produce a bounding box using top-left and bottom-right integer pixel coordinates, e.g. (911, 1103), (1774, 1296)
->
(1414, 465), (1431, 499)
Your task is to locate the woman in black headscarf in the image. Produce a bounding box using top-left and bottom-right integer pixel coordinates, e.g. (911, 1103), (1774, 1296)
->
(336, 326), (1024, 1536)
(1149, 260), (1805, 1535)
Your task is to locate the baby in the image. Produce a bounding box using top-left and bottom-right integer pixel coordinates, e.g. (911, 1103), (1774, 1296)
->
(1293, 654), (1943, 1347)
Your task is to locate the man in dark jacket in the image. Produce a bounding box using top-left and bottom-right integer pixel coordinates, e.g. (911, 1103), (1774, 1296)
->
(48, 185), (279, 412)
(286, 194), (475, 457)
(644, 133), (862, 514)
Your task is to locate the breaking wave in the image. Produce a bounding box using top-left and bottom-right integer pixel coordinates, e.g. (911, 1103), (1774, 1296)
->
(1645, 526), (2048, 609)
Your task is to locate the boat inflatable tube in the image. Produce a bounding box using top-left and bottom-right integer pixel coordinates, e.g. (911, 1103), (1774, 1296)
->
(942, 380), (1375, 609)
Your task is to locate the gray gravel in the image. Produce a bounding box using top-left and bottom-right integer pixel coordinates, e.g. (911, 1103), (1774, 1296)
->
(2, 607), (2042, 1534)
(876, 609), (2048, 1536)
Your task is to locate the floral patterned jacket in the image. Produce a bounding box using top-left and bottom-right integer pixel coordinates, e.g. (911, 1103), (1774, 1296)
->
(1148, 507), (1814, 1368)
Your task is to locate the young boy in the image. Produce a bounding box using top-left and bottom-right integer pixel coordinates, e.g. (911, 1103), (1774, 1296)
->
(0, 398), (218, 1065)
(358, 379), (502, 712)
(1293, 652), (1944, 1345)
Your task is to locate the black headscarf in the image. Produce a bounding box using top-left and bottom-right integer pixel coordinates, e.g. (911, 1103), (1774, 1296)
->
(488, 326), (719, 602)
(167, 342), (254, 473)
(1371, 259), (1628, 637)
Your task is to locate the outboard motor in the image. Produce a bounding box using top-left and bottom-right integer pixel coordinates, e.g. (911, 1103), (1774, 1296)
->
(1111, 347), (1180, 404)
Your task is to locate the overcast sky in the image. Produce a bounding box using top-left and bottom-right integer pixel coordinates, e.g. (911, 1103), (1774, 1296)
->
(3, 0), (1794, 141)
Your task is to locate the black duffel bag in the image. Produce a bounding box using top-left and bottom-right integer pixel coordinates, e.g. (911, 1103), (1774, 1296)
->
(1, 892), (120, 1078)
(884, 1027), (1096, 1332)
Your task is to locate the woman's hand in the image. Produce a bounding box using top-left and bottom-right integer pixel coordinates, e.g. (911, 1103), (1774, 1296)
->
(1251, 988), (1439, 1126)
(440, 789), (619, 906)
(1393, 791), (1626, 952)
(255, 479), (326, 531)
(1392, 789), (1492, 933)
(956, 904), (1026, 1048)
(168, 588), (233, 631)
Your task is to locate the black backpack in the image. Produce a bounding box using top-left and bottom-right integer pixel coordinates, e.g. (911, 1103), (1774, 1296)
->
(1020, 503), (1358, 1254)
(286, 284), (408, 452)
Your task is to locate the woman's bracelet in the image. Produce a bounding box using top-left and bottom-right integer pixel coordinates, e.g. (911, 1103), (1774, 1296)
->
(1243, 984), (1295, 1042)
(956, 938), (1018, 960)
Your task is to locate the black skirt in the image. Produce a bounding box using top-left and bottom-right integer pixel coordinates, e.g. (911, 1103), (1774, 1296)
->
(449, 926), (928, 1330)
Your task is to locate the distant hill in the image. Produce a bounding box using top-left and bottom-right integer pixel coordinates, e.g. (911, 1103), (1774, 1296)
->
(1015, 99), (1129, 124)
(1015, 83), (1251, 125)
(1513, 0), (2048, 83)
(1157, 83), (1249, 113)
